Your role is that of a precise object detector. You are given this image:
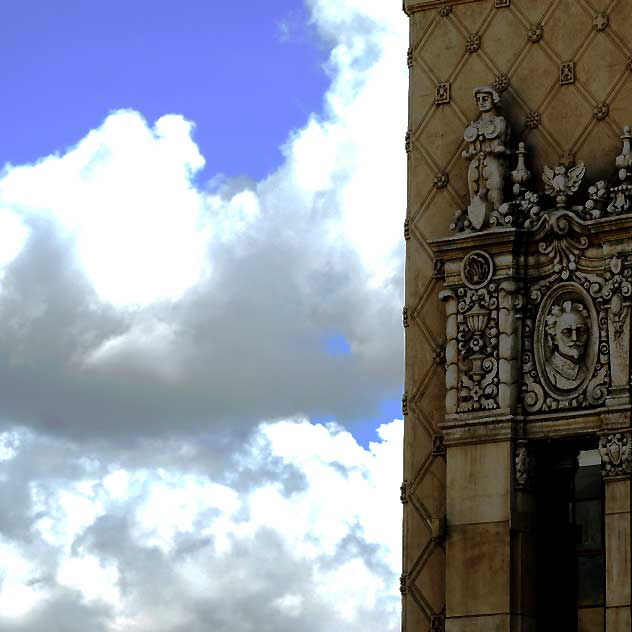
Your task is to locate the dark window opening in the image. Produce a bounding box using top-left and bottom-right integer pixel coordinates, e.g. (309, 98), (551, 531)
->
(535, 440), (605, 632)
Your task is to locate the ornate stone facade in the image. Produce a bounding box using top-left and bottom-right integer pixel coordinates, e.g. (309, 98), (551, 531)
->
(403, 1), (632, 631)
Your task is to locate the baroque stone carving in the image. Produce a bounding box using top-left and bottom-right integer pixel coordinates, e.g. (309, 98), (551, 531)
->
(456, 283), (499, 412)
(528, 23), (543, 43)
(525, 282), (606, 411)
(540, 294), (592, 392)
(593, 13), (609, 31)
(603, 255), (632, 339)
(493, 74), (509, 94)
(593, 103), (609, 121)
(461, 250), (494, 289)
(525, 111), (541, 129)
(433, 172), (449, 189)
(435, 82), (450, 105)
(461, 86), (510, 230)
(560, 61), (575, 85)
(400, 480), (408, 503)
(400, 573), (408, 595)
(599, 433), (632, 477)
(442, 98), (632, 415)
(515, 441), (535, 487)
(432, 434), (446, 455)
(465, 34), (481, 53)
(543, 160), (586, 209)
(433, 343), (446, 369)
(431, 614), (446, 632)
(434, 258), (445, 278)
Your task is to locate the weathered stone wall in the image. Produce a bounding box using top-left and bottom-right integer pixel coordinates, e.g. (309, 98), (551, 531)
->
(402, 0), (632, 630)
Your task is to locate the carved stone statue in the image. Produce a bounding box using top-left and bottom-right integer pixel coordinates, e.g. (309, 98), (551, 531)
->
(462, 86), (510, 230)
(544, 300), (589, 390)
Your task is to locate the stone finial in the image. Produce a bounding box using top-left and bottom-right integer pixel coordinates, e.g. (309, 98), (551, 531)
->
(511, 142), (531, 190)
(616, 125), (632, 182)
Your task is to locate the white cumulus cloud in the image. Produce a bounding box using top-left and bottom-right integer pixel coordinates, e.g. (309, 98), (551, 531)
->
(0, 0), (408, 630)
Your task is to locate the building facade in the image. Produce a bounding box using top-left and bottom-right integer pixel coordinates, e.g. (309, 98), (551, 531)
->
(401, 1), (632, 631)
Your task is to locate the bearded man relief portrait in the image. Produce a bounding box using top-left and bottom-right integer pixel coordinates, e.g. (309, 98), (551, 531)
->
(534, 284), (598, 401)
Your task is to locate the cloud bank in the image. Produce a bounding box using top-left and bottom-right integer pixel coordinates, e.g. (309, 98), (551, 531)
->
(0, 0), (406, 442)
(0, 419), (402, 631)
(0, 0), (407, 629)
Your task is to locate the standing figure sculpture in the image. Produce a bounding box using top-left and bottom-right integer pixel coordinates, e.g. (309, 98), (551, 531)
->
(463, 86), (510, 230)
(545, 300), (589, 391)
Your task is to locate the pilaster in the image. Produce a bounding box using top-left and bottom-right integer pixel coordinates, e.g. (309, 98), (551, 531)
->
(601, 431), (632, 632)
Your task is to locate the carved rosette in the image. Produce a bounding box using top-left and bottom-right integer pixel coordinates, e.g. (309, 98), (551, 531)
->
(456, 283), (499, 412)
(599, 432), (632, 477)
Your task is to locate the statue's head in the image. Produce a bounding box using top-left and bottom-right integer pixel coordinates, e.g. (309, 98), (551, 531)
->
(474, 86), (500, 113)
(545, 301), (589, 361)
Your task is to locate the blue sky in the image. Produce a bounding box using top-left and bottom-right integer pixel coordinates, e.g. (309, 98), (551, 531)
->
(0, 2), (408, 630)
(0, 1), (328, 180)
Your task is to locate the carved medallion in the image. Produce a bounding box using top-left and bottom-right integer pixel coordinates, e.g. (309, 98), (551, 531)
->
(534, 284), (598, 403)
(462, 250), (494, 289)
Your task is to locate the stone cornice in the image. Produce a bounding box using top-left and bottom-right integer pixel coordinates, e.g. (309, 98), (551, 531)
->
(429, 227), (519, 257)
(403, 0), (486, 16)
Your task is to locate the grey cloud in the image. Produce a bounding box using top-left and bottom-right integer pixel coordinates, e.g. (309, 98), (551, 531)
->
(0, 158), (403, 445)
(0, 428), (400, 632)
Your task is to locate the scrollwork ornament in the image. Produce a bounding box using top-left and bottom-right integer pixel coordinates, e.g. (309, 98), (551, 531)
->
(515, 441), (535, 488)
(599, 433), (632, 477)
(456, 284), (499, 412)
(602, 255), (632, 339)
(528, 210), (589, 279)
